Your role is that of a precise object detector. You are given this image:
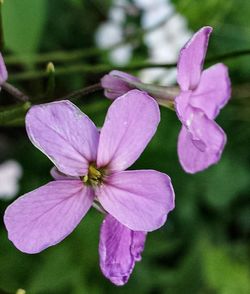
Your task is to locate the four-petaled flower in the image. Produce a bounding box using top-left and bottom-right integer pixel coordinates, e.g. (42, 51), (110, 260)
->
(4, 90), (174, 256)
(101, 26), (231, 173)
(175, 26), (231, 173)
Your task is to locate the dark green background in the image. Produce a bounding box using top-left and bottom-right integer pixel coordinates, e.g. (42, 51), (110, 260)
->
(0, 0), (249, 293)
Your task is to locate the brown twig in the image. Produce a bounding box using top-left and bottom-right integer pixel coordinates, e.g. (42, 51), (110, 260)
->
(2, 82), (29, 102)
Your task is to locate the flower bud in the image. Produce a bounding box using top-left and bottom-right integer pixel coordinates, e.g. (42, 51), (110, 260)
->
(101, 70), (139, 99)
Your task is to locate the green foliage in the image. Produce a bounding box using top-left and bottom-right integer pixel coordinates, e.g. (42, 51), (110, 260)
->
(201, 238), (250, 294)
(3, 0), (47, 56)
(198, 156), (250, 208)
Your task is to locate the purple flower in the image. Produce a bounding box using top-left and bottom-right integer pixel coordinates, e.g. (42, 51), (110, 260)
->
(175, 26), (231, 173)
(101, 27), (231, 173)
(101, 70), (139, 99)
(99, 214), (147, 286)
(0, 53), (8, 85)
(4, 89), (175, 255)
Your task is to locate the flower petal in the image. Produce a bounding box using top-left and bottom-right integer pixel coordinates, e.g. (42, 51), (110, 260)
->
(97, 90), (160, 172)
(97, 170), (175, 231)
(50, 166), (78, 181)
(174, 90), (192, 123)
(4, 180), (94, 253)
(99, 214), (146, 286)
(0, 53), (8, 84)
(26, 101), (99, 177)
(190, 63), (231, 119)
(101, 70), (139, 100)
(177, 26), (212, 91)
(177, 111), (226, 173)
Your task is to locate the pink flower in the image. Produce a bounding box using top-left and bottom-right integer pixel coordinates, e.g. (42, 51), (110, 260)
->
(4, 90), (175, 255)
(99, 214), (147, 286)
(101, 26), (231, 174)
(175, 26), (231, 173)
(0, 53), (8, 85)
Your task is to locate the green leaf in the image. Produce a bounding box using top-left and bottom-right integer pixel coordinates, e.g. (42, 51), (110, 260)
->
(201, 239), (250, 294)
(201, 157), (250, 208)
(3, 0), (47, 55)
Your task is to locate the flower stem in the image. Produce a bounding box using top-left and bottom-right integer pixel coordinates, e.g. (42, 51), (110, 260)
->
(4, 16), (171, 66)
(2, 82), (29, 102)
(59, 83), (102, 101)
(45, 62), (56, 99)
(7, 48), (250, 82)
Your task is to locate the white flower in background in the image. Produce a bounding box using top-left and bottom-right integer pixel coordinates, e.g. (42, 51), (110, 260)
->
(109, 44), (132, 65)
(0, 160), (22, 200)
(109, 5), (126, 23)
(133, 0), (167, 10)
(95, 0), (133, 66)
(96, 22), (123, 49)
(137, 0), (192, 85)
(141, 1), (173, 29)
(96, 0), (191, 82)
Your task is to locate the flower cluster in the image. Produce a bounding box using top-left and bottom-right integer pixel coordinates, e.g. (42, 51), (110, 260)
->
(2, 26), (231, 287)
(102, 26), (231, 173)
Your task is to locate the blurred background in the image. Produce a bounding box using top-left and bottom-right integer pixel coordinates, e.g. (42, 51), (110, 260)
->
(0, 0), (249, 293)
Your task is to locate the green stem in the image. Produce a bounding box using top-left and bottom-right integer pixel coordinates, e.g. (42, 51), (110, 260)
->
(4, 48), (102, 65)
(59, 83), (102, 101)
(0, 102), (31, 126)
(4, 16), (170, 66)
(7, 48), (250, 82)
(206, 49), (250, 63)
(8, 61), (176, 82)
(45, 62), (56, 98)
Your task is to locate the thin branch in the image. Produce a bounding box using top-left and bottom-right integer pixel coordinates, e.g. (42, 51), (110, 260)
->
(2, 82), (29, 102)
(206, 48), (250, 63)
(59, 83), (102, 101)
(8, 61), (177, 82)
(4, 14), (172, 66)
(8, 45), (250, 82)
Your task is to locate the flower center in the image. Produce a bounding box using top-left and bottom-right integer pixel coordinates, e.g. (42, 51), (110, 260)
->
(82, 163), (104, 187)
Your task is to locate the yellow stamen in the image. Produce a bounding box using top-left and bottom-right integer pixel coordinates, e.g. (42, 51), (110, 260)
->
(88, 165), (101, 179)
(82, 163), (104, 187)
